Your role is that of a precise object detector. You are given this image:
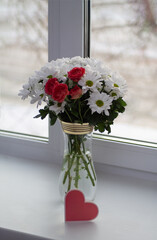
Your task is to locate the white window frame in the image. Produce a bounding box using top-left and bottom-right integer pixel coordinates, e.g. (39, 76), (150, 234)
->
(0, 0), (157, 173)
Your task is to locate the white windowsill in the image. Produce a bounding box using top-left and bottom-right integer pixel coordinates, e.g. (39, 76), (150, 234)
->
(0, 154), (157, 240)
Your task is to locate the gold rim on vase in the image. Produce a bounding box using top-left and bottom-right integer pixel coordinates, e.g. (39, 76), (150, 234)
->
(60, 121), (94, 135)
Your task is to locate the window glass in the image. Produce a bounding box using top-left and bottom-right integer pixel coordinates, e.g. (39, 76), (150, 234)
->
(0, 0), (48, 137)
(91, 0), (157, 143)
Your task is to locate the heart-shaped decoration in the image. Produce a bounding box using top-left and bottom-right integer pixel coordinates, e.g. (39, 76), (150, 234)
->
(65, 190), (99, 221)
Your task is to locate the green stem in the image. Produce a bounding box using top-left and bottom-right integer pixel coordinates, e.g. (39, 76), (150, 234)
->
(81, 136), (86, 154)
(63, 153), (75, 184)
(67, 174), (72, 192)
(78, 101), (83, 123)
(65, 109), (72, 122)
(62, 134), (96, 192)
(86, 154), (96, 181)
(80, 152), (95, 186)
(74, 156), (80, 188)
(67, 154), (72, 192)
(83, 108), (90, 118)
(62, 154), (70, 170)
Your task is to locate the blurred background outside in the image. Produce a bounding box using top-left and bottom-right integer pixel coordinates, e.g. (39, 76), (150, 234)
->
(0, 0), (157, 144)
(0, 0), (48, 137)
(91, 0), (157, 143)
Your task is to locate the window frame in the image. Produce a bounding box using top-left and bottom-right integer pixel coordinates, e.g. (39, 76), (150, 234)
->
(0, 0), (156, 173)
(87, 0), (157, 172)
(0, 0), (84, 163)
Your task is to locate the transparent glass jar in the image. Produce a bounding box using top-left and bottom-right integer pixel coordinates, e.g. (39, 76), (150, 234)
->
(59, 121), (97, 201)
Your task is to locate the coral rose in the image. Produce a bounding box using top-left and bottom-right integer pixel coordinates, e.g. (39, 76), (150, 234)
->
(68, 67), (85, 82)
(52, 83), (69, 102)
(45, 78), (59, 95)
(69, 85), (82, 99)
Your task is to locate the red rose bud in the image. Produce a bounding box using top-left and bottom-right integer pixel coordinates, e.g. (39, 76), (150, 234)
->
(68, 67), (85, 82)
(45, 78), (59, 95)
(52, 83), (69, 102)
(69, 85), (82, 99)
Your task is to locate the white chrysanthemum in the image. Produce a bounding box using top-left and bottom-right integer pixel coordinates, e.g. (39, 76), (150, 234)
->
(49, 58), (69, 70)
(96, 61), (111, 75)
(18, 83), (30, 100)
(35, 64), (58, 80)
(78, 68), (101, 93)
(19, 74), (46, 107)
(70, 56), (86, 66)
(30, 83), (45, 106)
(55, 57), (70, 66)
(105, 72), (127, 100)
(56, 64), (72, 82)
(88, 91), (113, 115)
(83, 58), (109, 74)
(49, 101), (66, 115)
(84, 58), (101, 69)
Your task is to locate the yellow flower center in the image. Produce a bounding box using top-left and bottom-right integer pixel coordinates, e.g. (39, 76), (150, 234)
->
(57, 102), (62, 107)
(114, 83), (119, 87)
(86, 80), (93, 87)
(96, 100), (104, 107)
(111, 92), (117, 97)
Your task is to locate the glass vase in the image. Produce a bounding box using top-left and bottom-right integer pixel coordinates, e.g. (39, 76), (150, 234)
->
(59, 121), (97, 201)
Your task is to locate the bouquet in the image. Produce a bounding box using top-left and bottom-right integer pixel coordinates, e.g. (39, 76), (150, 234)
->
(19, 56), (127, 133)
(19, 56), (127, 197)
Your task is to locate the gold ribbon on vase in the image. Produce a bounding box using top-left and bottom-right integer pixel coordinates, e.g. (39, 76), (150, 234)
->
(60, 121), (93, 135)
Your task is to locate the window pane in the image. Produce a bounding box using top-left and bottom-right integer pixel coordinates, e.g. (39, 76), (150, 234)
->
(0, 0), (48, 137)
(91, 0), (157, 143)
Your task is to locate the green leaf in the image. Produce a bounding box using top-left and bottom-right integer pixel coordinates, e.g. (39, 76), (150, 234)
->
(49, 111), (57, 125)
(118, 98), (127, 107)
(39, 109), (49, 120)
(47, 75), (52, 79)
(97, 122), (106, 133)
(34, 107), (49, 120)
(112, 98), (126, 113)
(40, 94), (44, 98)
(34, 114), (41, 119)
(38, 79), (43, 83)
(109, 111), (118, 121)
(106, 125), (111, 134)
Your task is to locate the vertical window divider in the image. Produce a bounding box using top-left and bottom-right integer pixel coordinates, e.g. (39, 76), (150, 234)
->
(84, 0), (91, 58)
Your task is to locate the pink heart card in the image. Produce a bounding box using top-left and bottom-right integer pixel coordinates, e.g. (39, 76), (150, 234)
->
(65, 190), (99, 221)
